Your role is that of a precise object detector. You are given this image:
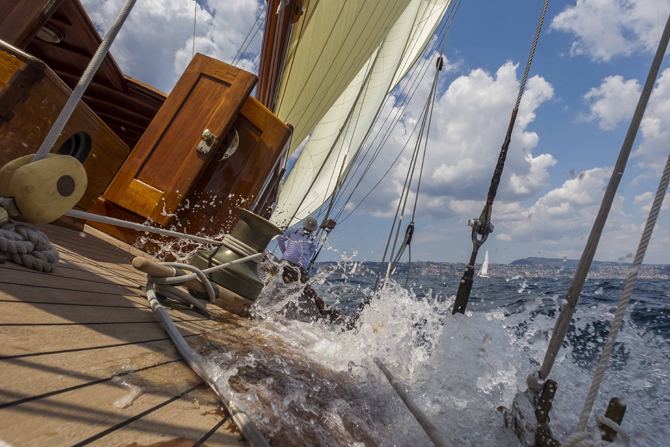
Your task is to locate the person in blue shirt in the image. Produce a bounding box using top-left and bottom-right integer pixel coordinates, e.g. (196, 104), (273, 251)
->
(277, 216), (317, 281)
(277, 217), (344, 324)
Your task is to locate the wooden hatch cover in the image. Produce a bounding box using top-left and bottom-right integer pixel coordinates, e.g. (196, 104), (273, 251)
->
(103, 54), (257, 226)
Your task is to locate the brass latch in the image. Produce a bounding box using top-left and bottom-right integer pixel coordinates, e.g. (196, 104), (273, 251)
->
(196, 129), (218, 155)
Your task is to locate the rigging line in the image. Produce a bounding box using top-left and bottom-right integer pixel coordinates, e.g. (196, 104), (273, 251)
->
(538, 11), (670, 381)
(334, 10), (456, 224)
(452, 0), (549, 315)
(231, 4), (266, 66)
(332, 45), (435, 214)
(192, 0), (197, 58)
(484, 0), (548, 221)
(372, 144), (420, 291)
(405, 243), (411, 288)
(411, 58), (439, 220)
(313, 38), (379, 222)
(332, 2), (457, 215)
(281, 0), (407, 133)
(333, 9), (446, 200)
(575, 143), (670, 434)
(374, 89), (433, 291)
(335, 48), (444, 226)
(385, 63), (439, 280)
(327, 0), (446, 207)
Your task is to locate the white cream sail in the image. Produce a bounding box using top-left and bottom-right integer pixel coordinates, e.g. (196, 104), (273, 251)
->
(271, 0), (452, 228)
(274, 0), (412, 156)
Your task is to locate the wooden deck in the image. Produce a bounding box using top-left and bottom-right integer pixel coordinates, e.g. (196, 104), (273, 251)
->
(0, 223), (245, 447)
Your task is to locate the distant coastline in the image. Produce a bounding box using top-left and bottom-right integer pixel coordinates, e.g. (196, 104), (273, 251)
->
(317, 258), (670, 280)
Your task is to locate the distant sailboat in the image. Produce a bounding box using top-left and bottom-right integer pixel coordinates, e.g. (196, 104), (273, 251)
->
(478, 250), (490, 278)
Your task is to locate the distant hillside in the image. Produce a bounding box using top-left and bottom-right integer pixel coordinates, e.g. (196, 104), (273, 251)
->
(510, 257), (590, 268)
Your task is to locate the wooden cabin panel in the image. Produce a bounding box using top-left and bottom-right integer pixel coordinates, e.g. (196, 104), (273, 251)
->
(0, 50), (25, 85)
(0, 0), (168, 149)
(0, 42), (130, 211)
(0, 0), (64, 50)
(136, 75), (232, 187)
(174, 97), (291, 237)
(103, 54), (257, 226)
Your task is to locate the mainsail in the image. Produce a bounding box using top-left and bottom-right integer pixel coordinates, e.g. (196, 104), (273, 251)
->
(271, 0), (452, 228)
(274, 0), (412, 156)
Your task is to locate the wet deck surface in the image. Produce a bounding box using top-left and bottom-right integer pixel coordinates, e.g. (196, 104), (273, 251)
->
(0, 223), (244, 447)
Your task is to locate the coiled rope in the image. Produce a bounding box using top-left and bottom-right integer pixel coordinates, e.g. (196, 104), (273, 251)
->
(0, 221), (59, 272)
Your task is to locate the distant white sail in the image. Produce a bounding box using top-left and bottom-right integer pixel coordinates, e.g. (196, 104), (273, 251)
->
(478, 250), (489, 278)
(271, 0), (452, 228)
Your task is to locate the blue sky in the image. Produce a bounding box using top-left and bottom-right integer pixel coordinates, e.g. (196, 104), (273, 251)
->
(82, 0), (670, 265)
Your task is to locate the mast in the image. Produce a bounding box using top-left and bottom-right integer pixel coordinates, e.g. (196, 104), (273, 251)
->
(256, 0), (302, 111)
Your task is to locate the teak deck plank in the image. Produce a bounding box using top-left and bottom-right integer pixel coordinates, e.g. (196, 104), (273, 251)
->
(0, 339), (182, 406)
(0, 223), (243, 446)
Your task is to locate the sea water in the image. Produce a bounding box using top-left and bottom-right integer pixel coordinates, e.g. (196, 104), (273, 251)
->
(201, 259), (669, 446)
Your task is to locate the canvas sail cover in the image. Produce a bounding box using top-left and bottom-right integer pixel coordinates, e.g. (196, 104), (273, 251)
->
(271, 0), (451, 228)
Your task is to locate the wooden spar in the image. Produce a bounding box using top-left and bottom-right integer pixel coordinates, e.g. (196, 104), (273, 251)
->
(256, 0), (303, 111)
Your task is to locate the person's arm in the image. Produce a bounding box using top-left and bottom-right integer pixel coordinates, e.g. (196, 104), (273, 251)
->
(277, 229), (289, 253)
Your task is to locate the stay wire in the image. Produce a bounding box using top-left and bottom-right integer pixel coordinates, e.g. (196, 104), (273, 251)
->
(539, 10), (670, 380)
(374, 61), (440, 291)
(387, 63), (439, 280)
(372, 105), (425, 292)
(452, 0), (549, 315)
(231, 4), (266, 66)
(484, 0), (549, 225)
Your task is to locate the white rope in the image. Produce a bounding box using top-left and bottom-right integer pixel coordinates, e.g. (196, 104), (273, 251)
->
(573, 142), (670, 434)
(65, 209), (224, 246)
(33, 0), (137, 162)
(0, 221), (59, 272)
(562, 416), (630, 447)
(144, 282), (270, 447)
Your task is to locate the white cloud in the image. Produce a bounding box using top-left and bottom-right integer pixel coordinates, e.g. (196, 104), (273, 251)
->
(582, 75), (641, 129)
(551, 0), (670, 61)
(582, 68), (670, 174)
(353, 61), (555, 218)
(81, 0), (264, 92)
(487, 168), (631, 257)
(635, 68), (670, 174)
